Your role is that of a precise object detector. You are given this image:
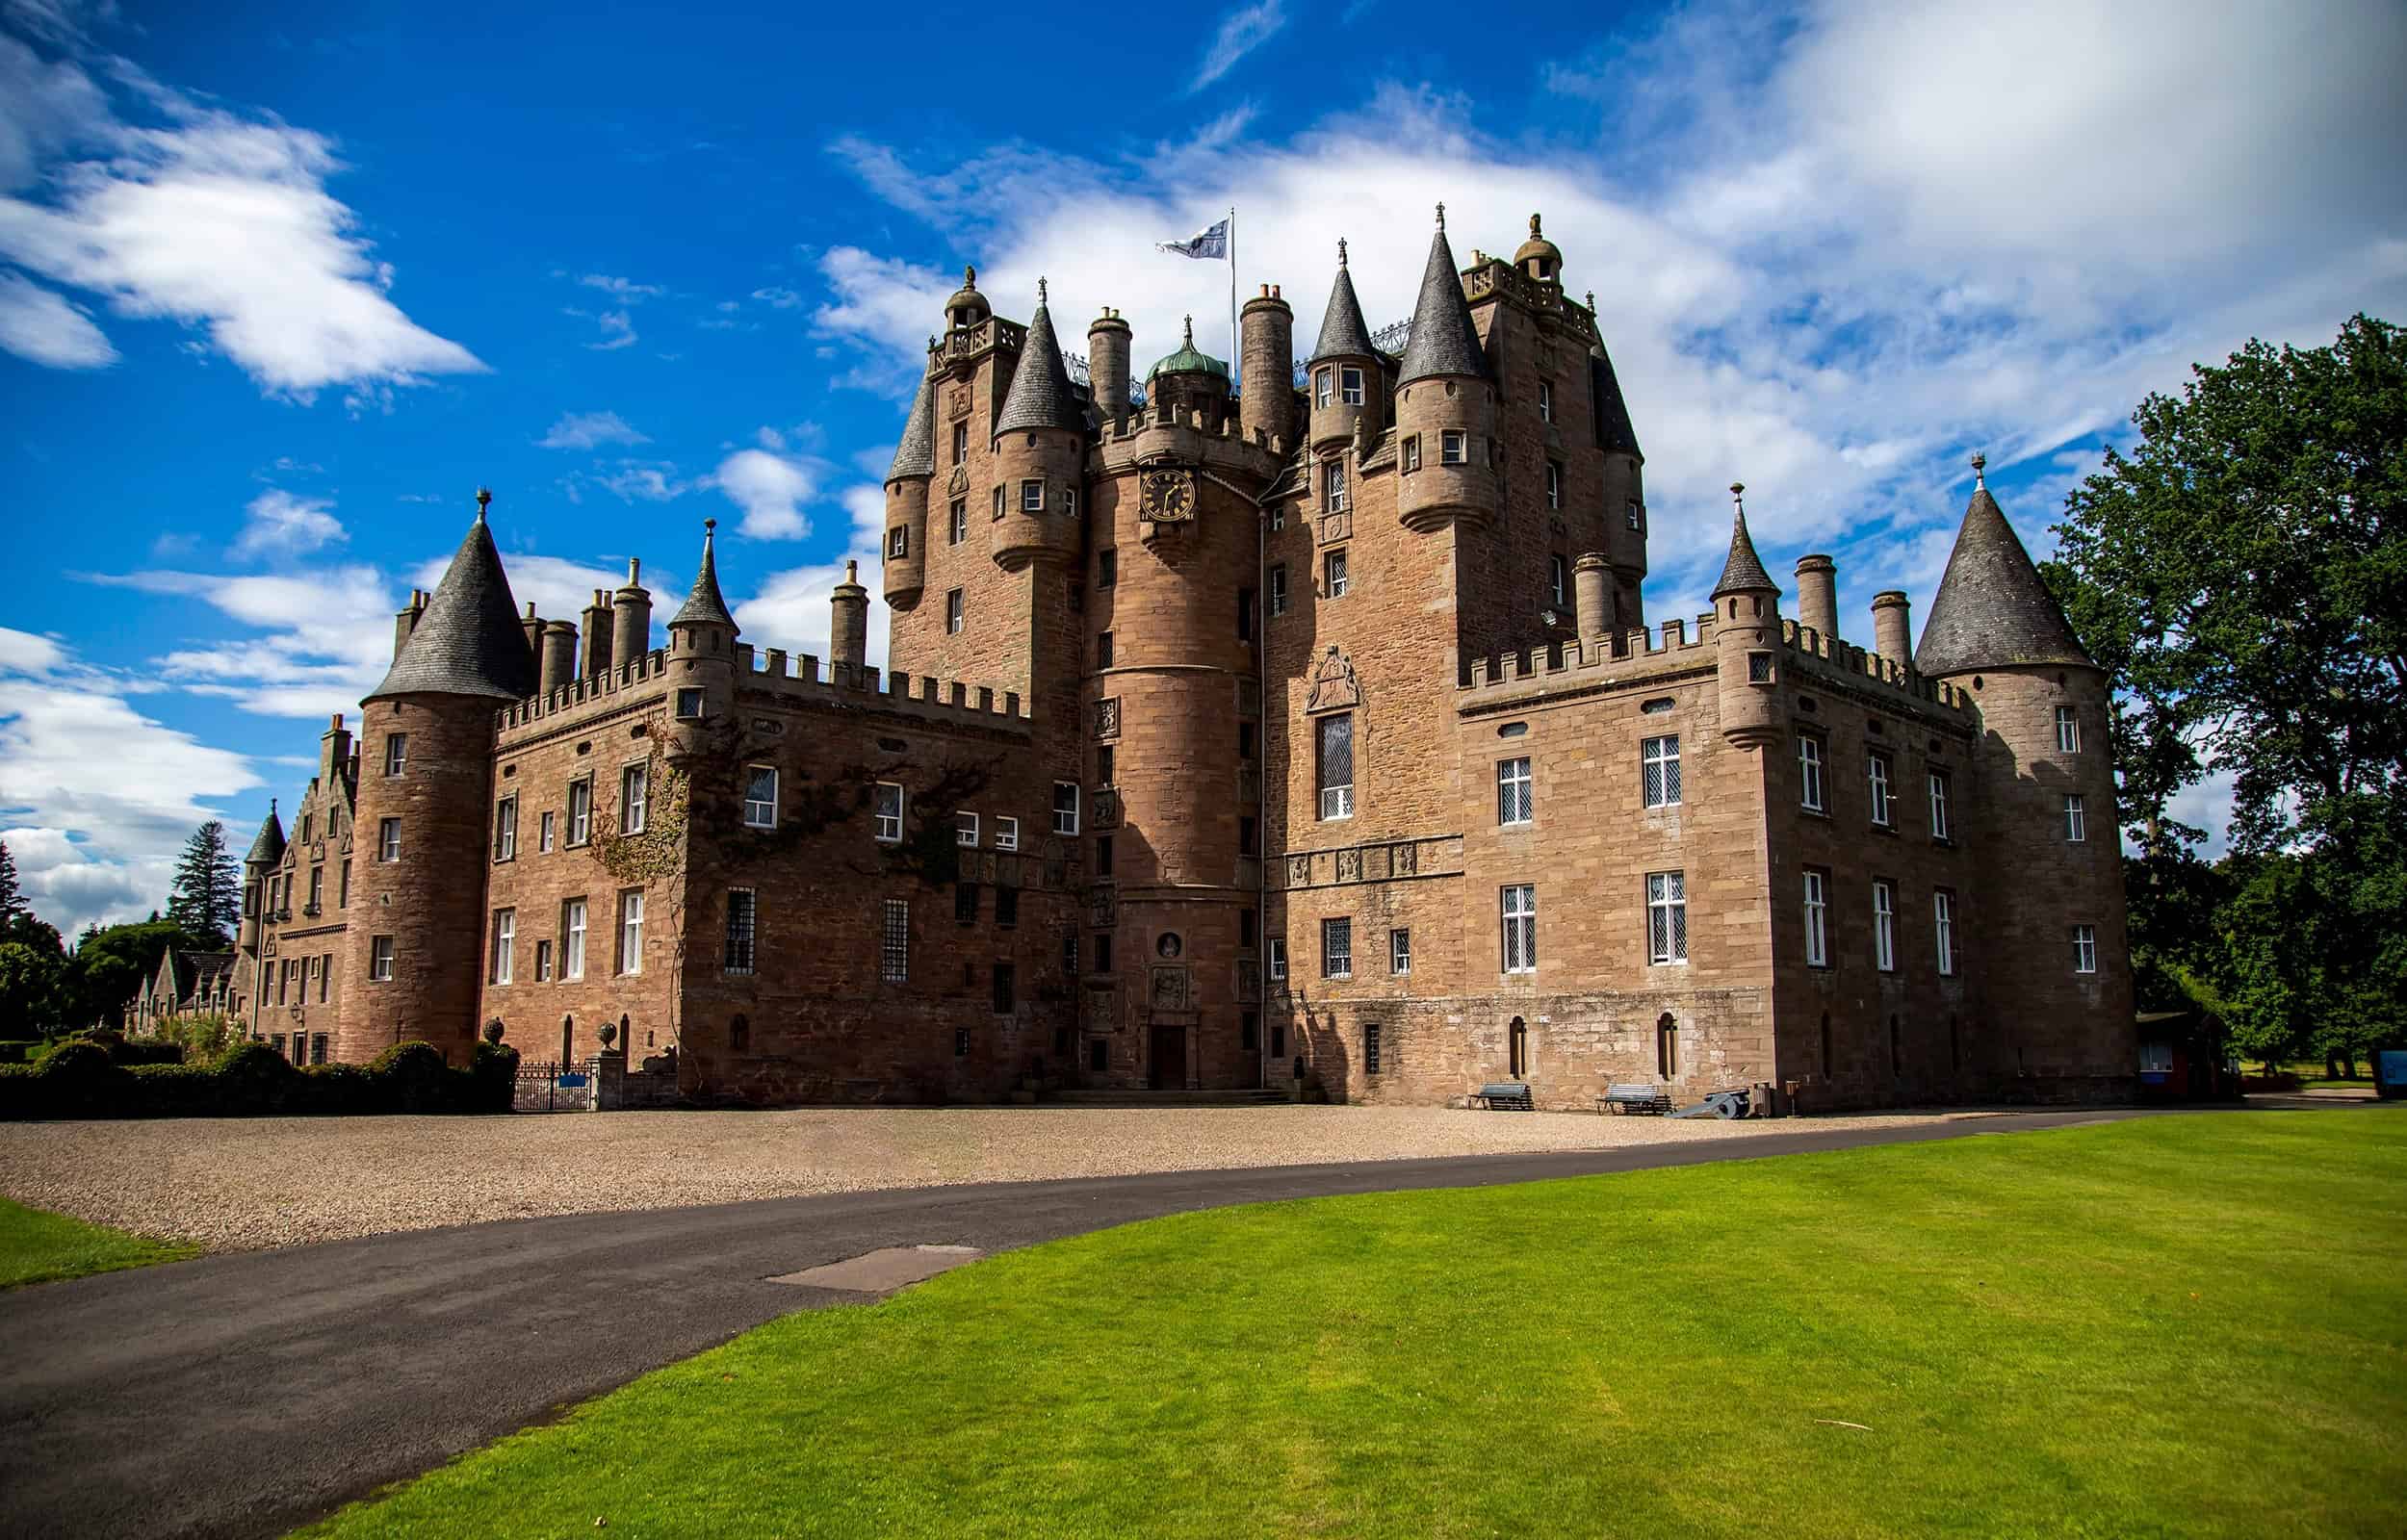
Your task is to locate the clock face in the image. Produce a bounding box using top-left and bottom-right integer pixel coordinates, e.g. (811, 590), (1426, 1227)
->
(1141, 469), (1194, 521)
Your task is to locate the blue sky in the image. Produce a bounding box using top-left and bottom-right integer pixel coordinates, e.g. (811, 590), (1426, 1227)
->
(3, 0), (2404, 935)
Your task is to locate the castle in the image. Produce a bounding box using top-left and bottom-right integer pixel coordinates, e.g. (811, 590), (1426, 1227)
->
(218, 209), (2135, 1110)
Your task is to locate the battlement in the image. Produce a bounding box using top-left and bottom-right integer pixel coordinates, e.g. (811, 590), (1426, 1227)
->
(731, 643), (1031, 732)
(1459, 614), (1720, 694)
(497, 647), (673, 732)
(1777, 618), (1973, 714)
(1095, 395), (1289, 458)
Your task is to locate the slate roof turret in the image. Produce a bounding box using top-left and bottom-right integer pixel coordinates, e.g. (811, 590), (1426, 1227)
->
(245, 802), (285, 867)
(1397, 206), (1488, 385)
(993, 281), (1085, 437)
(1307, 239), (1379, 364)
(1710, 483), (1777, 599)
(671, 519), (737, 629)
(366, 494), (538, 703)
(1915, 455), (2092, 675)
(887, 372), (936, 482)
(1591, 338), (1643, 460)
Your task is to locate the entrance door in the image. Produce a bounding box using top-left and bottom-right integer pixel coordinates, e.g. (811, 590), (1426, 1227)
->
(1148, 1022), (1185, 1091)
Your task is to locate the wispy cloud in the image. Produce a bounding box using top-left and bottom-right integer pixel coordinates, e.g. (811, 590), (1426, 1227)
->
(0, 268), (114, 367)
(229, 487), (345, 560)
(1193, 1), (1287, 91)
(536, 409), (649, 449)
(576, 272), (664, 301)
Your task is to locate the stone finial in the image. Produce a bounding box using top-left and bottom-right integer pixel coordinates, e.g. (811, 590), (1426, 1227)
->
(1182, 314), (1194, 346)
(1037, 275), (1048, 305)
(963, 264), (976, 289)
(1730, 481), (1746, 510)
(1530, 213), (1541, 237)
(1971, 451), (1987, 489)
(1435, 201), (1445, 230)
(475, 486), (492, 522)
(1337, 236), (1348, 268)
(1586, 291), (1595, 311)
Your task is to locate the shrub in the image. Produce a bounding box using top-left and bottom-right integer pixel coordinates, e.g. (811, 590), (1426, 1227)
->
(31, 1031), (184, 1068)
(0, 1036), (525, 1120)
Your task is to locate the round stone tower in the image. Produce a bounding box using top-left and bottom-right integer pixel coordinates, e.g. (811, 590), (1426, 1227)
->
(1087, 309), (1132, 420)
(1305, 239), (1384, 454)
(664, 519), (740, 758)
(882, 371), (935, 608)
(1147, 315), (1231, 424)
(1238, 285), (1294, 449)
(1710, 484), (1782, 753)
(1394, 207), (1499, 533)
(1916, 456), (2133, 1095)
(339, 492), (536, 1065)
(989, 280), (1087, 573)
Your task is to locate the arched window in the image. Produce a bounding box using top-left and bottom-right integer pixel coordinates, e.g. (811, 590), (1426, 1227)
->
(1508, 1016), (1529, 1079)
(1657, 1013), (1678, 1078)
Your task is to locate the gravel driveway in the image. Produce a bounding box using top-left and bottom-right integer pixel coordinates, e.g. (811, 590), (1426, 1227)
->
(0, 1104), (1970, 1252)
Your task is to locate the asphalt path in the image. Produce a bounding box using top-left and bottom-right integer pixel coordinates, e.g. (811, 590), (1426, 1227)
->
(1, 1106), (2182, 1538)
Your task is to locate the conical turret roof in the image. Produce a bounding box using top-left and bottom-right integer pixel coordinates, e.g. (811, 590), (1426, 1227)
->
(1591, 343), (1643, 460)
(1308, 241), (1378, 364)
(887, 372), (936, 481)
(245, 804), (285, 867)
(1915, 464), (2091, 675)
(671, 519), (737, 629)
(1710, 487), (1776, 599)
(366, 503), (538, 703)
(1397, 213), (1488, 384)
(993, 284), (1084, 437)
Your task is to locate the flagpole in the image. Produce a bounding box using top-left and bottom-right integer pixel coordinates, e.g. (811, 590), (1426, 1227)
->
(1228, 205), (1239, 383)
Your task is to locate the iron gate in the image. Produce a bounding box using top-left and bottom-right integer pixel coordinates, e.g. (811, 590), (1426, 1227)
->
(513, 1059), (598, 1113)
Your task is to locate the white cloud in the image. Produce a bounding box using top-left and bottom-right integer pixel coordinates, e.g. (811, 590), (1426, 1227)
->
(0, 268), (114, 366)
(581, 308), (638, 350)
(536, 409), (649, 450)
(1194, 1), (1287, 91)
(577, 272), (663, 301)
(750, 285), (802, 309)
(732, 484), (890, 671)
(0, 42), (482, 398)
(712, 445), (820, 539)
(229, 487), (345, 559)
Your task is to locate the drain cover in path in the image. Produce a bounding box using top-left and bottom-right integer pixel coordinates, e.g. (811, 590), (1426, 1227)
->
(769, 1245), (984, 1293)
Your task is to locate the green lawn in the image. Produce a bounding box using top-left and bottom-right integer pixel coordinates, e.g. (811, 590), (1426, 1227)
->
(304, 1113), (2407, 1539)
(0, 1197), (197, 1290)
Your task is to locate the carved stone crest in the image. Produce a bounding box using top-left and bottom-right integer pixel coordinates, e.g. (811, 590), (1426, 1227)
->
(1149, 965), (1192, 1011)
(946, 463), (970, 496)
(1306, 646), (1361, 713)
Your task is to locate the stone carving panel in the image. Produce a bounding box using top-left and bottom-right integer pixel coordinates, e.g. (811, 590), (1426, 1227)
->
(1306, 646), (1361, 713)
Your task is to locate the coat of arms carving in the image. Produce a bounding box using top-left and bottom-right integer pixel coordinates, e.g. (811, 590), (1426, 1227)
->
(1306, 646), (1361, 713)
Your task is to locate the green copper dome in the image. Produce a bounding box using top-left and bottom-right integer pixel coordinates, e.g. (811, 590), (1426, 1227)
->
(1147, 316), (1229, 381)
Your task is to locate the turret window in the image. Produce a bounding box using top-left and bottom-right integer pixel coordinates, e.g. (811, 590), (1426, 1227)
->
(2073, 924), (2098, 974)
(1402, 435), (1421, 473)
(1314, 367), (1333, 408)
(1627, 500), (1643, 531)
(2056, 706), (2081, 754)
(676, 688), (705, 719)
(1748, 652), (1773, 683)
(888, 526), (909, 559)
(369, 936), (394, 982)
(1065, 487), (1079, 518)
(1441, 430), (1467, 465)
(383, 734), (407, 777)
(949, 500), (967, 545)
(1021, 479), (1044, 512)
(1340, 366), (1364, 406)
(993, 485), (1004, 520)
(376, 818), (400, 863)
(2064, 794), (2087, 842)
(1325, 459), (1348, 512)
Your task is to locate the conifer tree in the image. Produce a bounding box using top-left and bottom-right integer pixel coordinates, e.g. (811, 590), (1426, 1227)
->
(166, 821), (240, 943)
(0, 839), (24, 926)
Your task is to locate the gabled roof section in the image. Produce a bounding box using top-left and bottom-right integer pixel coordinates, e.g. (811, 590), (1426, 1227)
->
(887, 372), (936, 482)
(1397, 215), (1488, 385)
(245, 804), (285, 867)
(1915, 466), (2092, 675)
(1710, 487), (1776, 599)
(1308, 241), (1379, 364)
(671, 519), (737, 629)
(993, 284), (1084, 437)
(367, 506), (538, 703)
(1591, 346), (1643, 460)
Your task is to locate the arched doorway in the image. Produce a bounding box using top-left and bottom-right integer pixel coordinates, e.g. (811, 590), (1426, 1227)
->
(1508, 1016), (1529, 1079)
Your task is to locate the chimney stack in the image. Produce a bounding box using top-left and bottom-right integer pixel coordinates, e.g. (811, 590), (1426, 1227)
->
(1794, 553), (1838, 648)
(1572, 553), (1612, 647)
(830, 559), (868, 681)
(611, 557), (653, 668)
(581, 588), (614, 680)
(1872, 590), (1912, 670)
(1087, 308), (1131, 420)
(391, 589), (428, 661)
(538, 620), (578, 696)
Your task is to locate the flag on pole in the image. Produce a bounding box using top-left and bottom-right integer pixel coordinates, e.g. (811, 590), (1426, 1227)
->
(1156, 217), (1230, 260)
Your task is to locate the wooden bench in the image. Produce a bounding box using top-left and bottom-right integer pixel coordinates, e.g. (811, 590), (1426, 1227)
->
(1467, 1082), (1534, 1112)
(1599, 1083), (1673, 1116)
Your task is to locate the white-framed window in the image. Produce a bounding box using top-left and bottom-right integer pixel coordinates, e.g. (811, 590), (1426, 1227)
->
(535, 938), (554, 983)
(1545, 460), (1562, 510)
(1321, 917), (1353, 978)
(1267, 564), (1287, 616)
(956, 810), (979, 847)
(1440, 429), (1467, 465)
(1314, 367), (1333, 408)
(370, 936), (394, 981)
(1051, 781), (1080, 836)
(1803, 870), (1828, 967)
(490, 909), (515, 985)
(1928, 771), (1952, 841)
(621, 764), (648, 835)
(1934, 890), (1957, 977)
(1873, 880), (1897, 972)
(725, 888), (757, 975)
(538, 809), (556, 854)
(946, 589), (965, 634)
(995, 815), (1019, 852)
(494, 796), (517, 861)
(1316, 713), (1355, 820)
(2073, 923), (2097, 974)
(1868, 752), (1894, 828)
(874, 783), (905, 843)
(1267, 937), (1287, 981)
(1537, 379), (1553, 423)
(1020, 478), (1044, 512)
(2064, 793), (2087, 843)
(2057, 706), (2081, 754)
(618, 888), (645, 975)
(1646, 871), (1688, 963)
(1402, 435), (1421, 473)
(1497, 757), (1533, 826)
(383, 733), (407, 777)
(1501, 885), (1538, 974)
(676, 688), (705, 720)
(1390, 927), (1411, 975)
(377, 817), (401, 863)
(1799, 735), (1825, 812)
(1064, 487), (1079, 519)
(881, 899), (909, 982)
(1626, 499), (1643, 531)
(1643, 734), (1681, 808)
(1325, 458), (1348, 512)
(1325, 548), (1349, 598)
(563, 898), (587, 980)
(950, 421), (968, 466)
(949, 500), (968, 545)
(887, 526), (909, 559)
(744, 767), (778, 830)
(568, 778), (592, 846)
(1339, 365), (1364, 405)
(1550, 553), (1568, 608)
(993, 484), (1004, 520)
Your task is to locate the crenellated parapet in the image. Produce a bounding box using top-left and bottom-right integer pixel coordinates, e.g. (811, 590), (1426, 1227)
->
(497, 647), (674, 732)
(733, 645), (1032, 732)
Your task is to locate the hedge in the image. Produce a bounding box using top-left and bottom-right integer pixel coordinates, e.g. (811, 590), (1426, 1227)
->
(0, 1039), (521, 1120)
(31, 1032), (184, 1068)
